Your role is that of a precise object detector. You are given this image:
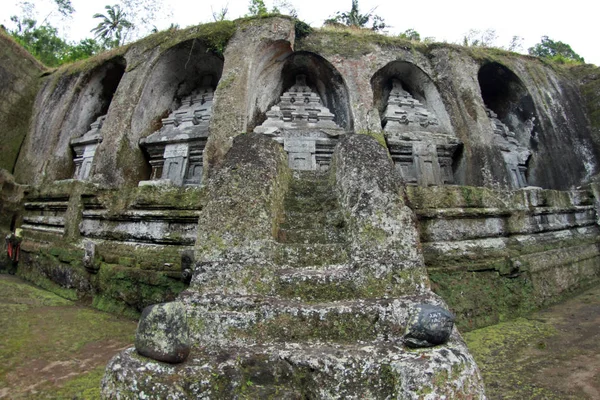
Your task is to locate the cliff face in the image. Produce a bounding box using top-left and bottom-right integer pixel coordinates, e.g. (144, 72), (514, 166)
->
(0, 31), (44, 173)
(3, 17), (600, 399)
(10, 18), (600, 190)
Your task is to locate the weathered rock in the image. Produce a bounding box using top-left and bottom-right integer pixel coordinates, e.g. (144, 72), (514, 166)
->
(404, 304), (455, 348)
(332, 134), (429, 290)
(135, 301), (190, 363)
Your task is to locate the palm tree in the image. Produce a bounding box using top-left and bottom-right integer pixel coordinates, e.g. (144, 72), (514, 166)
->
(91, 5), (133, 48)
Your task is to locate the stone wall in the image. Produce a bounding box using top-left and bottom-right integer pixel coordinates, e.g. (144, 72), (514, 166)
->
(3, 16), (600, 325)
(0, 31), (44, 173)
(407, 185), (600, 330)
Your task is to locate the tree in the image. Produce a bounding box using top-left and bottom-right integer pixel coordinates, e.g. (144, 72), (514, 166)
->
(91, 5), (133, 48)
(247, 0), (268, 16)
(528, 36), (584, 64)
(399, 28), (420, 41)
(324, 0), (386, 31)
(8, 16), (68, 66)
(212, 4), (229, 22)
(117, 0), (171, 40)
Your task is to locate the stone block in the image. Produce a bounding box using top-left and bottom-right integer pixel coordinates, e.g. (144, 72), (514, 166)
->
(404, 304), (455, 348)
(135, 301), (190, 363)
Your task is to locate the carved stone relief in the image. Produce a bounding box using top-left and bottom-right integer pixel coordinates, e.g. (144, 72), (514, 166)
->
(254, 75), (345, 171)
(139, 75), (214, 186)
(383, 79), (461, 186)
(70, 115), (105, 180)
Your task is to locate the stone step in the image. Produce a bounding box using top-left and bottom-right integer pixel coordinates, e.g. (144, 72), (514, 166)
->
(280, 210), (345, 230)
(277, 227), (345, 244)
(105, 334), (482, 399)
(272, 243), (349, 266)
(183, 293), (441, 346)
(275, 265), (358, 301)
(283, 193), (338, 213)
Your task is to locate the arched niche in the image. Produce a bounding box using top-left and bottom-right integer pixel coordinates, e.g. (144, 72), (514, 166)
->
(478, 62), (540, 146)
(371, 60), (453, 133)
(67, 56), (126, 141)
(134, 39), (224, 185)
(478, 62), (538, 188)
(251, 50), (353, 132)
(132, 39), (224, 137)
(68, 56), (126, 180)
(370, 61), (460, 186)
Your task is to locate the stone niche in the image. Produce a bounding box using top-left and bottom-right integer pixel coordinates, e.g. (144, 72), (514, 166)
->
(67, 58), (126, 181)
(478, 62), (537, 188)
(252, 51), (352, 171)
(372, 62), (461, 186)
(139, 75), (215, 186)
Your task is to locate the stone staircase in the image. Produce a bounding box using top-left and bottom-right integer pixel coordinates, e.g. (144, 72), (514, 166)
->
(102, 136), (485, 399)
(273, 171), (357, 302)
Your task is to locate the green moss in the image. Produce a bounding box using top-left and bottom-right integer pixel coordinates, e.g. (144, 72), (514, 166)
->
(429, 269), (538, 331)
(93, 263), (186, 314)
(464, 317), (558, 399)
(16, 258), (79, 301)
(237, 312), (384, 343)
(0, 275), (136, 397)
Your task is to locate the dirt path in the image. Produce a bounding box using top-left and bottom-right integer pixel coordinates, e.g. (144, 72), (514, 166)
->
(0, 275), (137, 399)
(465, 285), (600, 399)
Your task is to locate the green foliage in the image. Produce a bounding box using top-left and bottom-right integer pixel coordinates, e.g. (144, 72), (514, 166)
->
(528, 36), (585, 64)
(6, 16), (105, 67)
(247, 0), (269, 16)
(324, 0), (386, 31)
(294, 19), (312, 39)
(91, 4), (134, 48)
(53, 0), (75, 17)
(398, 28), (420, 41)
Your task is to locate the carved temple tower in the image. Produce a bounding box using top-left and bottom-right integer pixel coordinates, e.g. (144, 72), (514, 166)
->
(254, 75), (345, 170)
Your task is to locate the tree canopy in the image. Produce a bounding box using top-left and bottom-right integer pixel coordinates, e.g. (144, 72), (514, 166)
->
(91, 4), (133, 48)
(528, 36), (585, 64)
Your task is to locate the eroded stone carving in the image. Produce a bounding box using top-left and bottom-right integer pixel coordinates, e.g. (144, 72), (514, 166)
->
(139, 76), (214, 186)
(254, 75), (345, 170)
(486, 107), (531, 188)
(70, 115), (105, 180)
(383, 80), (461, 186)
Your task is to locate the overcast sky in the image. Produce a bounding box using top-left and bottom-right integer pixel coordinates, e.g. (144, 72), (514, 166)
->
(3, 0), (598, 66)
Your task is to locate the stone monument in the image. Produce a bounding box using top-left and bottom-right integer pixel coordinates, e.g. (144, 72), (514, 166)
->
(139, 75), (214, 186)
(70, 115), (105, 180)
(254, 74), (345, 170)
(383, 79), (461, 186)
(486, 107), (531, 188)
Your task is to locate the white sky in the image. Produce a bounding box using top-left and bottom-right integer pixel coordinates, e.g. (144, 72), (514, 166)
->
(2, 0), (598, 66)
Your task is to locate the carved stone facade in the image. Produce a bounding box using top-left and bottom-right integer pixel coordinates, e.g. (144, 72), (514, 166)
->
(383, 80), (461, 186)
(139, 76), (214, 186)
(70, 115), (105, 180)
(486, 108), (531, 188)
(254, 75), (344, 171)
